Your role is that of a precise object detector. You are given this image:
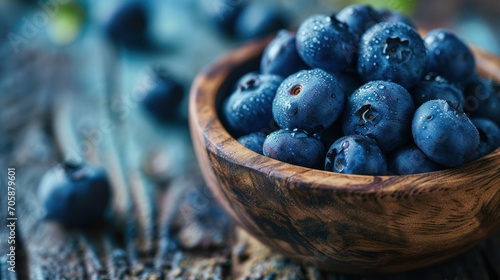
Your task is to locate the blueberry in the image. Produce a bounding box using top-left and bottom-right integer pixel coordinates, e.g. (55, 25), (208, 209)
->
(377, 8), (416, 29)
(342, 81), (415, 153)
(38, 162), (112, 227)
(260, 30), (309, 78)
(273, 69), (346, 133)
(388, 145), (442, 175)
(336, 72), (364, 96)
(263, 129), (324, 168)
(412, 100), (479, 167)
(237, 132), (267, 155)
(235, 2), (287, 40)
(199, 0), (246, 36)
(105, 1), (149, 48)
(424, 29), (475, 84)
(463, 75), (500, 125)
(324, 135), (387, 175)
(141, 67), (184, 122)
(314, 121), (344, 150)
(336, 5), (380, 37)
(470, 118), (500, 160)
(224, 73), (283, 135)
(296, 14), (358, 72)
(494, 81), (500, 95)
(411, 73), (464, 109)
(358, 22), (428, 89)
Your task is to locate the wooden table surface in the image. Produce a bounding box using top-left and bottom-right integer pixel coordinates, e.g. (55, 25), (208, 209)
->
(1, 3), (500, 280)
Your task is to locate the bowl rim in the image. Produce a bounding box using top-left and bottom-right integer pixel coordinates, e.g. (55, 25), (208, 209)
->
(190, 36), (500, 194)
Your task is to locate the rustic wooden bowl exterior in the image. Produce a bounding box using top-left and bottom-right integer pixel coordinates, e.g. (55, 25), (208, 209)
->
(189, 38), (500, 274)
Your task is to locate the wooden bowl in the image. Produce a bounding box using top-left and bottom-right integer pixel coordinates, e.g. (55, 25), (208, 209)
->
(189, 38), (500, 274)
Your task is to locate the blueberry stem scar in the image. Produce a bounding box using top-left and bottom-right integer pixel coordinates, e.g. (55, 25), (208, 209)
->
(290, 85), (302, 96)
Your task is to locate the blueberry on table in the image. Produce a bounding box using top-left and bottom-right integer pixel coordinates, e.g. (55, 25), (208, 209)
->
(412, 100), (479, 167)
(411, 73), (465, 109)
(424, 29), (476, 84)
(324, 135), (387, 175)
(470, 118), (500, 160)
(272, 69), (346, 134)
(263, 129), (324, 168)
(260, 30), (308, 78)
(377, 8), (416, 29)
(358, 22), (428, 89)
(342, 81), (415, 153)
(235, 2), (287, 40)
(38, 162), (112, 228)
(388, 145), (442, 175)
(463, 75), (500, 125)
(336, 5), (380, 37)
(296, 14), (358, 72)
(224, 73), (283, 135)
(237, 132), (267, 155)
(141, 67), (184, 123)
(198, 0), (246, 36)
(105, 1), (149, 48)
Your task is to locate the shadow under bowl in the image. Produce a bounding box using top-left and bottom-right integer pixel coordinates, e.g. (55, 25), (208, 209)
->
(189, 37), (500, 274)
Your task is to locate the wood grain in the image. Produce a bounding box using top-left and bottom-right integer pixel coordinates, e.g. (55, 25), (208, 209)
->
(189, 37), (500, 274)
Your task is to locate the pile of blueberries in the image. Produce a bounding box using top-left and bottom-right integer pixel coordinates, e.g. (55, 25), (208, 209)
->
(223, 5), (500, 176)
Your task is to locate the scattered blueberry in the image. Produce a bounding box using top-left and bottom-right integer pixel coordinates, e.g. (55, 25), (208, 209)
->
(358, 22), (428, 89)
(38, 162), (112, 227)
(493, 81), (500, 96)
(260, 30), (309, 78)
(296, 14), (358, 72)
(273, 69), (346, 133)
(141, 66), (184, 122)
(470, 118), (500, 160)
(342, 81), (415, 152)
(388, 145), (442, 175)
(377, 8), (416, 28)
(263, 129), (324, 168)
(105, 1), (149, 48)
(411, 73), (464, 109)
(463, 75), (500, 125)
(424, 29), (476, 84)
(336, 5), (380, 37)
(235, 2), (287, 40)
(324, 135), (387, 175)
(199, 0), (246, 36)
(224, 73), (283, 135)
(412, 100), (479, 167)
(237, 132), (267, 155)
